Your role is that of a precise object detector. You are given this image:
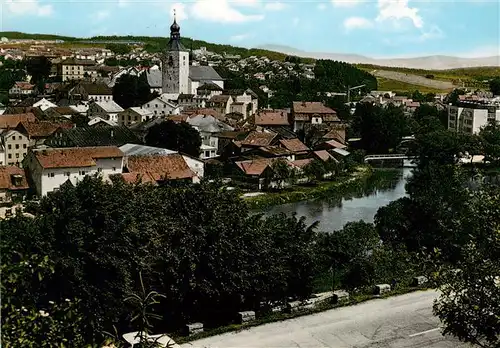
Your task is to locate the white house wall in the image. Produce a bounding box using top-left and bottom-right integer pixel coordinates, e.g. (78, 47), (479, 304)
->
(36, 158), (123, 196)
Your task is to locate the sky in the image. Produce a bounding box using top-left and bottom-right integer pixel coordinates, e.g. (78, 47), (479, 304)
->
(0, 0), (499, 58)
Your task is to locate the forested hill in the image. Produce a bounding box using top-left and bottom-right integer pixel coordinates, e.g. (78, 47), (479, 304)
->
(0, 31), (313, 63)
(218, 59), (377, 112)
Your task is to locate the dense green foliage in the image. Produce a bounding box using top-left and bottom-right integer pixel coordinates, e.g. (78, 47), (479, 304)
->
(25, 56), (51, 89)
(372, 121), (500, 346)
(218, 60), (377, 110)
(105, 43), (132, 55)
(145, 120), (202, 157)
(352, 103), (411, 153)
(112, 74), (157, 108)
(489, 77), (500, 95)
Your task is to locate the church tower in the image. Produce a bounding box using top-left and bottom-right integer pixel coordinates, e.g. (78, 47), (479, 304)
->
(161, 14), (190, 94)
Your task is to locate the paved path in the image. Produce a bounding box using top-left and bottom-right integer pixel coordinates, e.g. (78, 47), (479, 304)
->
(182, 290), (472, 348)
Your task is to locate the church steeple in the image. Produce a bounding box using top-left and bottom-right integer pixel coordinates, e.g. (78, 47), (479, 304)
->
(170, 10), (180, 40)
(166, 10), (186, 51)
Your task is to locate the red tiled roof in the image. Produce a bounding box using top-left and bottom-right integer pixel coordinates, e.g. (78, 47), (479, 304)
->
(0, 166), (29, 190)
(325, 140), (347, 149)
(255, 109), (289, 126)
(291, 158), (314, 168)
(127, 154), (194, 181)
(292, 101), (337, 114)
(314, 150), (335, 162)
(120, 172), (157, 184)
(279, 138), (309, 153)
(0, 113), (36, 129)
(235, 158), (274, 176)
(241, 131), (277, 147)
(34, 146), (123, 169)
(19, 121), (73, 138)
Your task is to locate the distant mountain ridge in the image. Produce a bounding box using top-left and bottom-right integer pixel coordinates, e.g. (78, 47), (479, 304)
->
(258, 45), (500, 70)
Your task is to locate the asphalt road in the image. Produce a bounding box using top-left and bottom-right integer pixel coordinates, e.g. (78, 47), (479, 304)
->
(181, 290), (472, 348)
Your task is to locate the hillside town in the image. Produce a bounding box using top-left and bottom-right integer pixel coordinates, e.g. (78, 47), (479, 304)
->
(2, 4), (500, 347)
(1, 18), (500, 210)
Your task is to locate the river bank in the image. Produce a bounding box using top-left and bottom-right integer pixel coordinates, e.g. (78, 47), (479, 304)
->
(244, 166), (373, 210)
(245, 166), (404, 212)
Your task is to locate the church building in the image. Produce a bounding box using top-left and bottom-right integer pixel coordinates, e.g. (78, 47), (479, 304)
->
(161, 16), (224, 95)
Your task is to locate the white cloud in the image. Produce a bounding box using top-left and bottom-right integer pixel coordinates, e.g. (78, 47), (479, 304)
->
(117, 0), (130, 8)
(317, 3), (327, 10)
(94, 10), (110, 21)
(190, 0), (264, 23)
(376, 0), (423, 28)
(233, 0), (260, 7)
(418, 25), (444, 41)
(343, 16), (373, 30)
(230, 33), (252, 42)
(331, 0), (364, 7)
(264, 2), (286, 11)
(4, 0), (53, 16)
(171, 2), (188, 21)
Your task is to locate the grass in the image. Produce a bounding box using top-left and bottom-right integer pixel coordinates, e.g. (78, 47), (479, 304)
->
(173, 286), (430, 344)
(376, 77), (453, 94)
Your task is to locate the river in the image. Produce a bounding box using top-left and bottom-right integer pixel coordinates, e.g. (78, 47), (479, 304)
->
(263, 168), (413, 232)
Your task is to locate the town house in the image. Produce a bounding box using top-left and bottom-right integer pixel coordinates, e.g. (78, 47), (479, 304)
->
(68, 82), (113, 102)
(0, 165), (29, 204)
(45, 125), (140, 148)
(88, 100), (124, 123)
(118, 107), (155, 126)
(23, 146), (124, 197)
(9, 82), (35, 97)
(57, 58), (94, 81)
(291, 101), (341, 132)
(0, 130), (30, 167)
(141, 95), (181, 117)
(186, 114), (234, 159)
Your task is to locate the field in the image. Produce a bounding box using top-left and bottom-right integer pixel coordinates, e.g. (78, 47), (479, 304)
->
(359, 64), (499, 92)
(376, 78), (450, 94)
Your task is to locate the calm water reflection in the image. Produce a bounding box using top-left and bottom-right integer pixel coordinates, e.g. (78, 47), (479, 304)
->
(263, 168), (412, 232)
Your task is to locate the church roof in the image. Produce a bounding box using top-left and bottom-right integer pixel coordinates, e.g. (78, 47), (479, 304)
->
(189, 66), (223, 82)
(145, 70), (162, 88)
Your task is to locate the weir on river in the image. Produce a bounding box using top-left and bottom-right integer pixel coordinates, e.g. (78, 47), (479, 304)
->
(262, 168), (412, 232)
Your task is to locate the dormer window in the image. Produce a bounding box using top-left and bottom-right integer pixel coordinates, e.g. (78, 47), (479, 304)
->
(11, 174), (23, 187)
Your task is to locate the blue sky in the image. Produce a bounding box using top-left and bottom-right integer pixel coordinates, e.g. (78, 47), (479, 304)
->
(1, 0), (499, 58)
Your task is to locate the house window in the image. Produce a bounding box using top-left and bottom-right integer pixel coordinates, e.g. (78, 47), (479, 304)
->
(8, 154), (12, 159)
(97, 168), (102, 173)
(112, 167), (116, 171)
(65, 172), (70, 177)
(15, 153), (19, 158)
(23, 144), (27, 149)
(12, 136), (15, 140)
(204, 151), (210, 158)
(15, 144), (19, 149)
(79, 170), (86, 175)
(7, 145), (11, 149)
(48, 173), (55, 177)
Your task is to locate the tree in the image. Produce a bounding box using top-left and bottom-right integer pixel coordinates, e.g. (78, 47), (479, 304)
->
(352, 103), (411, 153)
(479, 121), (500, 164)
(433, 186), (500, 347)
(145, 120), (202, 157)
(25, 56), (52, 90)
(488, 77), (500, 96)
(105, 43), (132, 55)
(113, 74), (154, 109)
(267, 159), (296, 190)
(302, 159), (326, 182)
(316, 221), (380, 291)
